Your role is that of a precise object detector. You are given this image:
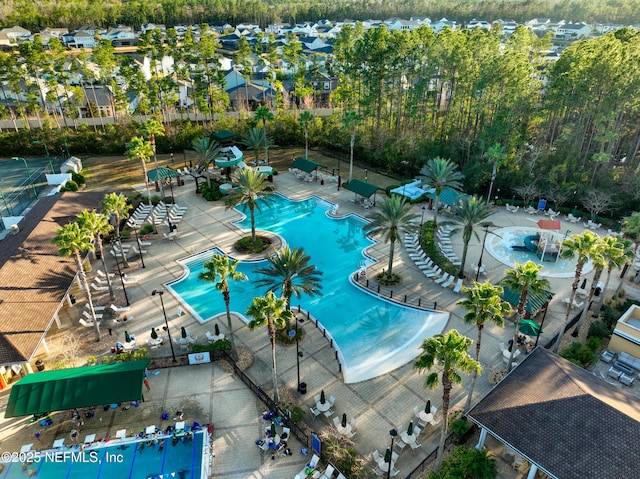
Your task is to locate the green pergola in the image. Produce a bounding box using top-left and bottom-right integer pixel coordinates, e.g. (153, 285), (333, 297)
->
(212, 130), (236, 143)
(501, 287), (553, 315)
(427, 188), (470, 206)
(5, 360), (149, 418)
(292, 157), (324, 173)
(343, 179), (381, 199)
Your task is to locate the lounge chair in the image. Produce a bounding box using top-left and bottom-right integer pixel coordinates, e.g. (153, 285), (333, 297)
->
(85, 303), (106, 311)
(91, 283), (109, 292)
(79, 318), (94, 327)
(452, 278), (464, 293)
(83, 310), (103, 320)
(138, 238), (152, 247)
(109, 304), (131, 314)
(425, 267), (442, 278)
(441, 275), (455, 288)
(435, 273), (451, 285)
(97, 269), (115, 279)
(132, 246), (147, 255)
(164, 232), (177, 241)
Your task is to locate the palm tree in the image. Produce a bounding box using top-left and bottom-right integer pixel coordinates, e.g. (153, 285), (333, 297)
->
(246, 291), (294, 403)
(620, 212), (640, 293)
(198, 254), (248, 360)
(299, 110), (314, 160)
(239, 127), (265, 164)
(420, 157), (464, 227)
(612, 238), (635, 298)
(102, 192), (132, 267)
(414, 330), (481, 471)
(484, 143), (507, 202)
(444, 197), (494, 277)
(363, 196), (417, 279)
(188, 137), (221, 187)
(255, 246), (323, 329)
(553, 230), (600, 353)
(340, 110), (363, 182)
(225, 168), (274, 243)
(126, 136), (155, 207)
(139, 118), (166, 195)
(501, 261), (550, 369)
(459, 281), (511, 412)
(255, 106), (274, 165)
(53, 222), (101, 340)
(77, 209), (115, 300)
(575, 236), (607, 335)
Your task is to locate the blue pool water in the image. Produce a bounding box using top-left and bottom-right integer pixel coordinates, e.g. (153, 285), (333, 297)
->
(0, 431), (204, 479)
(168, 194), (449, 383)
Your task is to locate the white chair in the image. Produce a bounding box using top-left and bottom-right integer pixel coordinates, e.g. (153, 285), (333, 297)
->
(97, 269), (114, 279)
(314, 394), (321, 403)
(372, 450), (380, 462)
(138, 238), (152, 247)
(79, 318), (94, 327)
(310, 407), (321, 418)
(329, 395), (336, 406)
(319, 465), (335, 479)
(333, 416), (340, 428)
(83, 310), (103, 320)
(410, 441), (422, 451)
(323, 409), (334, 418)
(132, 246), (147, 255)
(350, 417), (356, 428)
(395, 438), (407, 452)
(434, 273), (451, 285)
(453, 278), (464, 293)
(91, 283), (109, 292)
(441, 275), (455, 288)
(85, 303), (105, 311)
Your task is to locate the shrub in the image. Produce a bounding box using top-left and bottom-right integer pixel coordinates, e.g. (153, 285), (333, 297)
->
(560, 341), (597, 368)
(139, 223), (154, 235)
(61, 180), (78, 192)
(450, 418), (472, 444)
(71, 171), (86, 185)
(429, 446), (497, 479)
(198, 182), (222, 201)
(587, 320), (610, 340)
(235, 236), (271, 254)
(191, 339), (232, 353)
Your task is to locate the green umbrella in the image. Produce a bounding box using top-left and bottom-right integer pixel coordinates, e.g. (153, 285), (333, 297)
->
(214, 324), (220, 336)
(384, 447), (391, 463)
(341, 413), (347, 428)
(125, 331), (131, 343)
(270, 423), (276, 437)
(150, 328), (158, 340)
(320, 390), (326, 404)
(181, 326), (187, 339)
(519, 319), (542, 337)
(425, 400), (431, 414)
(407, 421), (414, 436)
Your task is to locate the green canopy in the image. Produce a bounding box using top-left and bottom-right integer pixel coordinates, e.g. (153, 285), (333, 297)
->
(343, 179), (381, 198)
(427, 188), (469, 206)
(5, 360), (149, 418)
(147, 167), (182, 181)
(212, 130), (236, 142)
(501, 286), (552, 315)
(292, 157), (324, 173)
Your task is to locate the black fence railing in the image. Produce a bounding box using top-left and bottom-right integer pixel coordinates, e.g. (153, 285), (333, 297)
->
(220, 352), (310, 447)
(353, 273), (440, 311)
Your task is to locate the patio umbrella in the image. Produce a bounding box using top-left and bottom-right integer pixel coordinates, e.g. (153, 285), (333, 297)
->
(270, 423), (276, 437)
(181, 326), (187, 339)
(320, 390), (326, 404)
(425, 400), (431, 414)
(341, 413), (347, 428)
(150, 328), (158, 340)
(214, 324), (220, 336)
(519, 319), (542, 337)
(384, 447), (392, 463)
(580, 278), (587, 289)
(125, 331), (131, 343)
(407, 421), (414, 436)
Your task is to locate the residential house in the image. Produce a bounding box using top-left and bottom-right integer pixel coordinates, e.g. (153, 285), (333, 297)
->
(555, 22), (592, 39)
(608, 304), (640, 357)
(141, 23), (166, 34)
(592, 23), (624, 35)
(209, 21), (233, 34)
(80, 85), (113, 117)
(0, 32), (11, 51)
(63, 31), (98, 49)
(466, 19), (492, 30)
(431, 18), (457, 33)
(226, 82), (275, 110)
(105, 26), (136, 47)
(0, 26), (31, 43)
(40, 27), (69, 39)
(298, 36), (328, 52)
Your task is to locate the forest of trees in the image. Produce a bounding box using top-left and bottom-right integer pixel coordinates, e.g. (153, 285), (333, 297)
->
(2, 0), (640, 31)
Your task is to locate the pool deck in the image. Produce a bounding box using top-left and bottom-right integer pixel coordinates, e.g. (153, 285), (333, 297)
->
(0, 170), (630, 478)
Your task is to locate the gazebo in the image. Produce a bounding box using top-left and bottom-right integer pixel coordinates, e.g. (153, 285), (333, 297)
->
(343, 179), (381, 205)
(292, 157), (324, 180)
(147, 167), (183, 199)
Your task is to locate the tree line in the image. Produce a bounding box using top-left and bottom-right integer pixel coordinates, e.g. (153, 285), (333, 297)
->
(3, 0), (640, 31)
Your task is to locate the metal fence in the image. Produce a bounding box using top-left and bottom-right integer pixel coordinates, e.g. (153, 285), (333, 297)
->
(353, 274), (441, 311)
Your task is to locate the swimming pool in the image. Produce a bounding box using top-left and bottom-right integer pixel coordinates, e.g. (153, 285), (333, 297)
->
(486, 227), (594, 278)
(167, 194), (449, 383)
(0, 431), (208, 479)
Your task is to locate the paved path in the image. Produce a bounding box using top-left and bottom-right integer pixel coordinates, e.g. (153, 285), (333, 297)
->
(0, 170), (628, 479)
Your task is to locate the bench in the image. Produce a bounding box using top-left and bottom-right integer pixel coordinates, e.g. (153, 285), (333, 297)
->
(620, 373), (635, 387)
(600, 350), (615, 364)
(618, 351), (640, 370)
(608, 367), (622, 380)
(612, 361), (635, 376)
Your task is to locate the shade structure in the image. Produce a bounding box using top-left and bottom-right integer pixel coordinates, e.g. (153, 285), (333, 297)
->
(407, 421), (414, 436)
(5, 360), (149, 417)
(181, 326), (187, 339)
(291, 157), (324, 173)
(384, 447), (392, 463)
(537, 219), (561, 230)
(320, 390), (326, 404)
(501, 285), (553, 315)
(214, 146), (244, 168)
(147, 167), (182, 182)
(214, 323), (220, 336)
(425, 399), (431, 414)
(427, 187), (469, 206)
(342, 413), (347, 428)
(151, 328), (158, 340)
(519, 319), (542, 336)
(212, 130), (236, 142)
(343, 179), (380, 199)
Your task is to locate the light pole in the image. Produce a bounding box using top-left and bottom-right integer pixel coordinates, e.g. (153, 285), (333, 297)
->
(111, 239), (130, 306)
(12, 157), (37, 199)
(292, 312), (304, 393)
(152, 289), (177, 363)
(420, 205), (426, 228)
(476, 224), (491, 282)
(387, 429), (397, 479)
(33, 141), (54, 173)
(534, 300), (550, 347)
(131, 226), (145, 268)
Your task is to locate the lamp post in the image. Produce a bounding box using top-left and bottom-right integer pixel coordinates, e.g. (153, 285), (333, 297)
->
(33, 141), (54, 173)
(294, 312), (304, 393)
(152, 289), (177, 363)
(110, 239), (130, 306)
(420, 205), (426, 228)
(476, 224), (491, 282)
(534, 300), (550, 347)
(12, 157), (37, 198)
(387, 429), (398, 479)
(364, 168), (368, 182)
(131, 226), (145, 268)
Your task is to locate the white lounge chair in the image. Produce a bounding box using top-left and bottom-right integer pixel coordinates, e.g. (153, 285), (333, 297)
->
(138, 238), (152, 247)
(425, 267), (442, 278)
(79, 318), (94, 327)
(435, 273), (451, 285)
(453, 278), (464, 293)
(85, 303), (106, 311)
(109, 304), (130, 314)
(97, 269), (115, 279)
(91, 283), (109, 292)
(441, 275), (455, 288)
(83, 310), (103, 320)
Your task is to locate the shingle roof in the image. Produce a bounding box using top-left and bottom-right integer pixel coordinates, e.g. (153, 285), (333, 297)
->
(468, 347), (640, 479)
(0, 192), (103, 365)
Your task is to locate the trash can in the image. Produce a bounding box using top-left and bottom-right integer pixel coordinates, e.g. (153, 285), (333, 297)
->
(35, 359), (45, 371)
(298, 382), (307, 395)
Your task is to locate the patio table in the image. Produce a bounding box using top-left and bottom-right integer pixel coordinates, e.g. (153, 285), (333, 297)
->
(336, 423), (352, 436)
(316, 401), (331, 412)
(400, 431), (417, 445)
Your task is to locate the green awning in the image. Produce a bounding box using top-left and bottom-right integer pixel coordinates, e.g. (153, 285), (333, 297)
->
(5, 360), (149, 418)
(501, 287), (553, 315)
(292, 157), (324, 173)
(427, 188), (469, 206)
(212, 130), (236, 142)
(147, 167), (182, 181)
(343, 179), (381, 198)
